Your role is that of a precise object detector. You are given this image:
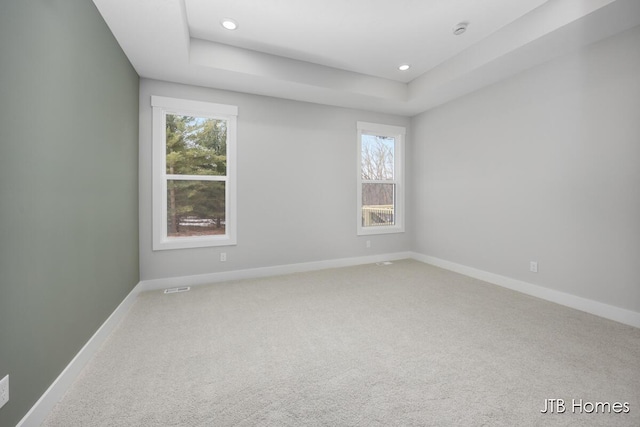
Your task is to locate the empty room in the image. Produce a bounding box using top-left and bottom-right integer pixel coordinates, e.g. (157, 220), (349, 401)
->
(1, 0), (639, 426)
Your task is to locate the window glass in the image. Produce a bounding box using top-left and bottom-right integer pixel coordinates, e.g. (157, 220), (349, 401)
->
(166, 180), (226, 238)
(152, 96), (237, 250)
(357, 122), (405, 235)
(166, 114), (227, 176)
(361, 134), (394, 180)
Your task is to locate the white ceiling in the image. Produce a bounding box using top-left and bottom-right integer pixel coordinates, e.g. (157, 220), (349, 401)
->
(93, 0), (640, 116)
(186, 0), (547, 83)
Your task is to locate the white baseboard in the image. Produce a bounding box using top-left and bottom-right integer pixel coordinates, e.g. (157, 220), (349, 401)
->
(139, 251), (414, 292)
(19, 251), (411, 426)
(22, 250), (637, 426)
(17, 283), (143, 427)
(411, 252), (640, 329)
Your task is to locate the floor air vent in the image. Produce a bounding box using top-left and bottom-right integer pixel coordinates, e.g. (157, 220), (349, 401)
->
(164, 286), (191, 294)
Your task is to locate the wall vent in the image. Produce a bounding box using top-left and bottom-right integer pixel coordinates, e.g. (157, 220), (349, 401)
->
(164, 286), (191, 294)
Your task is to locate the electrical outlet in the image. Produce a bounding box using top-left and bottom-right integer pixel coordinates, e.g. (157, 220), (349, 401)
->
(530, 261), (538, 273)
(366, 240), (371, 248)
(220, 252), (227, 262)
(0, 375), (9, 409)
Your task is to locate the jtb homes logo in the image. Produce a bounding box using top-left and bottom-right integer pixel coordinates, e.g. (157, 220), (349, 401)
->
(541, 399), (630, 414)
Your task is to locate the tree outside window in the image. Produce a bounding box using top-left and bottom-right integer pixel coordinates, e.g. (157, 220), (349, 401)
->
(165, 114), (227, 237)
(152, 96), (237, 250)
(357, 121), (405, 235)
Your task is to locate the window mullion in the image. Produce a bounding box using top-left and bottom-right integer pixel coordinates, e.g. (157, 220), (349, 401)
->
(363, 179), (398, 185)
(166, 174), (227, 182)
(356, 121), (405, 236)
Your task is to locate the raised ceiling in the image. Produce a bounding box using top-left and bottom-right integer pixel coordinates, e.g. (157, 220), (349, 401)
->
(186, 0), (548, 83)
(93, 0), (640, 116)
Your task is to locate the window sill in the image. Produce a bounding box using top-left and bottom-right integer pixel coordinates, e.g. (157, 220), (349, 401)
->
(153, 235), (237, 251)
(357, 225), (405, 236)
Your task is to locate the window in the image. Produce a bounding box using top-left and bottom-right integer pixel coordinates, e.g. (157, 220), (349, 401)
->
(152, 96), (237, 250)
(356, 121), (405, 235)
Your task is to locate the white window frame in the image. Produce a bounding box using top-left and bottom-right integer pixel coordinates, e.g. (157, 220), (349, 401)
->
(151, 96), (238, 250)
(356, 121), (405, 236)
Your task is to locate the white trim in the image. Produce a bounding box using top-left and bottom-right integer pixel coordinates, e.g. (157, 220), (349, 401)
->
(139, 252), (414, 292)
(20, 251), (640, 425)
(357, 121), (406, 137)
(151, 96), (238, 251)
(356, 121), (405, 236)
(17, 283), (143, 427)
(410, 252), (640, 329)
(19, 251), (411, 425)
(151, 96), (238, 116)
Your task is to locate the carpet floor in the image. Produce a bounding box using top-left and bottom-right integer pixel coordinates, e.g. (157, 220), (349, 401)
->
(42, 259), (640, 426)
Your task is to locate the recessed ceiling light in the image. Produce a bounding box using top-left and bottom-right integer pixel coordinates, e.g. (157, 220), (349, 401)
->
(221, 19), (238, 30)
(398, 64), (410, 71)
(453, 22), (468, 35)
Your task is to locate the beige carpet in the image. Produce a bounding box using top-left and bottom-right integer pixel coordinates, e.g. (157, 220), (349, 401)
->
(43, 260), (640, 426)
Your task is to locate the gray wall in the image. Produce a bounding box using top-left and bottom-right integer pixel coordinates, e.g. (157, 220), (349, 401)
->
(411, 26), (640, 313)
(139, 79), (411, 280)
(0, 1), (140, 425)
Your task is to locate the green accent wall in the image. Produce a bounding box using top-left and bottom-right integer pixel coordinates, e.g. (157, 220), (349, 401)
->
(0, 1), (140, 425)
